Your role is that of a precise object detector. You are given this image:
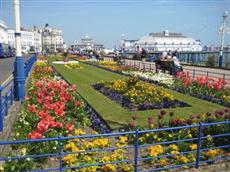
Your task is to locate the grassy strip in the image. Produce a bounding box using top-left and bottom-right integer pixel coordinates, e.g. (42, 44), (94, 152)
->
(51, 61), (225, 130)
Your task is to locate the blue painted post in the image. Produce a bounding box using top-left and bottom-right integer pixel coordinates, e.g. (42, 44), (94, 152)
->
(14, 56), (25, 101)
(134, 129), (139, 172)
(10, 87), (14, 105)
(0, 90), (2, 131)
(196, 122), (203, 169)
(58, 136), (63, 172)
(5, 95), (8, 116)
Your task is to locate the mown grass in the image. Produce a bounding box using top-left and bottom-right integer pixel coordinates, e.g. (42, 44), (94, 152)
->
(51, 60), (225, 130)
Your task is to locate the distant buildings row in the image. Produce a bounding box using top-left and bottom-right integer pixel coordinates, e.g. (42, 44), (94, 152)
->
(2, 19), (229, 54)
(0, 20), (64, 53)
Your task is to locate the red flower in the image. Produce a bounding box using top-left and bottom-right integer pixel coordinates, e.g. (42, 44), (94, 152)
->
(75, 100), (81, 107)
(28, 131), (43, 139)
(55, 122), (63, 128)
(66, 123), (74, 132)
(37, 120), (49, 133)
(28, 104), (36, 113)
(55, 108), (64, 117)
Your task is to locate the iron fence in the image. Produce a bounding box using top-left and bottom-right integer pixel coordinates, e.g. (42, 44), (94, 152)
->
(0, 54), (37, 132)
(0, 121), (229, 171)
(0, 77), (14, 131)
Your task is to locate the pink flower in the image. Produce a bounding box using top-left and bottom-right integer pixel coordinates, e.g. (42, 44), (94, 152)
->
(75, 100), (81, 107)
(66, 123), (74, 132)
(28, 104), (36, 113)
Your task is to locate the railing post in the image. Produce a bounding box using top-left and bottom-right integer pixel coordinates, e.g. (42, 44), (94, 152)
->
(196, 122), (203, 169)
(206, 71), (209, 77)
(58, 136), (63, 172)
(192, 69), (195, 79)
(10, 87), (14, 105)
(0, 90), (2, 131)
(5, 94), (8, 116)
(223, 74), (225, 80)
(134, 129), (139, 172)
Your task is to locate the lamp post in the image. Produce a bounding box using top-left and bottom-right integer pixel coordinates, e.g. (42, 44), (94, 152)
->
(14, 0), (25, 100)
(219, 11), (228, 68)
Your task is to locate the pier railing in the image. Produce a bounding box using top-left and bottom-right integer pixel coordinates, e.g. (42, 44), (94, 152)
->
(0, 120), (229, 171)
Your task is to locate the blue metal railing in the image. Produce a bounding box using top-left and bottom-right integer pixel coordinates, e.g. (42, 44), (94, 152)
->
(25, 54), (37, 77)
(0, 77), (14, 131)
(0, 54), (37, 132)
(0, 120), (229, 171)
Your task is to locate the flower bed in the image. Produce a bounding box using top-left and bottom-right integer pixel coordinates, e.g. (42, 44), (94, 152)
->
(84, 61), (230, 108)
(64, 62), (83, 69)
(1, 60), (111, 171)
(173, 72), (230, 107)
(125, 71), (174, 87)
(93, 77), (190, 110)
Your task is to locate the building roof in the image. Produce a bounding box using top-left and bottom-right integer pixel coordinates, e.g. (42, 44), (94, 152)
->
(137, 31), (200, 45)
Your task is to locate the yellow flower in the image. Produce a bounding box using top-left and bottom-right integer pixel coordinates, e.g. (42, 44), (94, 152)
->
(168, 144), (178, 151)
(148, 145), (164, 157)
(62, 154), (77, 165)
(159, 159), (167, 166)
(206, 149), (219, 158)
(0, 164), (4, 172)
(21, 147), (27, 155)
(74, 129), (86, 136)
(171, 150), (179, 155)
(119, 136), (128, 144)
(79, 166), (97, 172)
(83, 155), (92, 162)
(122, 164), (133, 171)
(207, 135), (213, 142)
(102, 164), (116, 171)
(190, 144), (197, 150)
(179, 156), (189, 163)
(102, 156), (111, 163)
(91, 130), (98, 134)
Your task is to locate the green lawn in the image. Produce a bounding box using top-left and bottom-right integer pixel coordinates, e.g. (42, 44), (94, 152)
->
(52, 61), (225, 130)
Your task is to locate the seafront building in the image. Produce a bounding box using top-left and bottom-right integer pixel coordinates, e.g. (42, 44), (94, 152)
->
(121, 30), (202, 53)
(73, 34), (104, 52)
(5, 23), (64, 53)
(0, 20), (8, 44)
(41, 24), (64, 52)
(8, 28), (42, 53)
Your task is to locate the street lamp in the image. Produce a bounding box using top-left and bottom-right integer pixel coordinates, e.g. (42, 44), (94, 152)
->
(14, 0), (25, 100)
(219, 11), (229, 68)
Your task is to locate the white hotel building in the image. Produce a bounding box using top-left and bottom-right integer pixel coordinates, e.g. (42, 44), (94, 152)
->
(121, 30), (202, 53)
(42, 24), (64, 52)
(8, 28), (42, 53)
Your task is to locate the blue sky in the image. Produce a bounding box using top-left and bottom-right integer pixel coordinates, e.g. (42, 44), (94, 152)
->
(1, 0), (230, 48)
